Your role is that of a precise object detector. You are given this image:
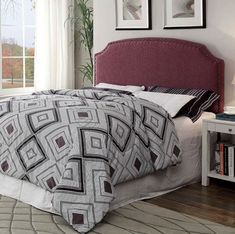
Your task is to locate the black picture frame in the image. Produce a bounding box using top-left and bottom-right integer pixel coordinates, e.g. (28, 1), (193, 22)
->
(164, 0), (206, 29)
(115, 0), (152, 30)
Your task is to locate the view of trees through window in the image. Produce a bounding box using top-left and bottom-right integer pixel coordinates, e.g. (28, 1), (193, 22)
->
(1, 0), (35, 89)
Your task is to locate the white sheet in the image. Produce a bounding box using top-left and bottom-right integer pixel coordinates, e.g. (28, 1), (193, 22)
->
(133, 91), (195, 117)
(95, 83), (145, 92)
(174, 111), (215, 142)
(0, 112), (215, 213)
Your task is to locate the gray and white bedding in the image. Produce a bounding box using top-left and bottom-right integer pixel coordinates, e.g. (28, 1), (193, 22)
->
(0, 89), (181, 233)
(111, 112), (215, 209)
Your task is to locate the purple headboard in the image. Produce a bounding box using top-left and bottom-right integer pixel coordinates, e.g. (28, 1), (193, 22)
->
(95, 38), (224, 113)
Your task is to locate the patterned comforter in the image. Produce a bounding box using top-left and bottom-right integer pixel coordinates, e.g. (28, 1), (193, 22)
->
(0, 89), (181, 233)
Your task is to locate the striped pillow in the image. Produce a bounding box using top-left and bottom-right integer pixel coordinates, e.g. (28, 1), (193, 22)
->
(148, 86), (220, 122)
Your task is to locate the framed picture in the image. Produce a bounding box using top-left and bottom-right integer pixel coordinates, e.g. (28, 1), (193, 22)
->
(115, 0), (151, 30)
(164, 0), (206, 29)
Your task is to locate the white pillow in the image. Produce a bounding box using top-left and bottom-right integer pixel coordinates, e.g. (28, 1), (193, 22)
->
(95, 83), (145, 93)
(134, 91), (195, 118)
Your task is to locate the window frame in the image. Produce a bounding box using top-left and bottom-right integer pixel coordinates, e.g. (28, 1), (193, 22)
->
(0, 0), (35, 96)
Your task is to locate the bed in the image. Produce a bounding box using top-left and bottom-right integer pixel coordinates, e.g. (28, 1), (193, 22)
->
(94, 37), (224, 208)
(0, 38), (224, 233)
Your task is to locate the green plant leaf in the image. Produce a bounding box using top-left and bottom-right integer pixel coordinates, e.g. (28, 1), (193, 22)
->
(67, 0), (93, 85)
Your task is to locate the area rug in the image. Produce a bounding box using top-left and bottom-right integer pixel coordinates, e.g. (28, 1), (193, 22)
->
(0, 195), (234, 234)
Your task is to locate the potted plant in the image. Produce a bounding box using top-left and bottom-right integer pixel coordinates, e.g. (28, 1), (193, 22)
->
(69, 0), (93, 85)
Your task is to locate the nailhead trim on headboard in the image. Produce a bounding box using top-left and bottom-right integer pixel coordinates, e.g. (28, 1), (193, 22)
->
(95, 38), (224, 113)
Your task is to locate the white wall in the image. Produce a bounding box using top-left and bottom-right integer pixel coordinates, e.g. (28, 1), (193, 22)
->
(94, 0), (235, 106)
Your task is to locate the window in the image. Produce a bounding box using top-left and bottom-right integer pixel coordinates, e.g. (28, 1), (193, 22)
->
(0, 0), (35, 94)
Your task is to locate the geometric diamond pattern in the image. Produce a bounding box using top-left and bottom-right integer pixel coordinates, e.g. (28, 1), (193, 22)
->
(46, 176), (57, 189)
(107, 115), (131, 152)
(134, 158), (141, 171)
(16, 136), (46, 172)
(0, 149), (17, 175)
(104, 180), (112, 193)
(0, 114), (23, 146)
(55, 99), (86, 108)
(92, 170), (113, 202)
(0, 88), (182, 233)
(81, 129), (108, 160)
(0, 101), (10, 117)
(57, 157), (84, 193)
(72, 213), (84, 224)
(6, 123), (14, 134)
(67, 108), (99, 124)
(30, 164), (61, 192)
(19, 99), (46, 112)
(45, 126), (72, 162)
(150, 151), (158, 163)
(27, 109), (59, 133)
(143, 106), (166, 140)
(173, 145), (181, 157)
(1, 160), (9, 172)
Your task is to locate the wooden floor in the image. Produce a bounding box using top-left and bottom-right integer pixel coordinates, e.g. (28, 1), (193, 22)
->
(146, 179), (235, 228)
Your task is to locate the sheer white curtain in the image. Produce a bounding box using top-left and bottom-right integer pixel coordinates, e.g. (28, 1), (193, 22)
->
(34, 0), (75, 91)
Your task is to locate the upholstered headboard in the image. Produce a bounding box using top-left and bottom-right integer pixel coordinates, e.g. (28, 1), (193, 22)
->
(94, 38), (224, 113)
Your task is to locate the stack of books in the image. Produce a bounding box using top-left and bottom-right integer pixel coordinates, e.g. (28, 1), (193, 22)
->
(215, 143), (235, 177)
(216, 113), (235, 121)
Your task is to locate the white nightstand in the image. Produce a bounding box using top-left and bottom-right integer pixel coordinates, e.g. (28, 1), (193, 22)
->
(202, 118), (235, 186)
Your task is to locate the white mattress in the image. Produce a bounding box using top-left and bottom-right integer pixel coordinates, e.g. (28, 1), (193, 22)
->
(0, 112), (215, 213)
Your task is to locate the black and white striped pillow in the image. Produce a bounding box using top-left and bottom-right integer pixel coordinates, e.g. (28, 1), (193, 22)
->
(148, 86), (220, 122)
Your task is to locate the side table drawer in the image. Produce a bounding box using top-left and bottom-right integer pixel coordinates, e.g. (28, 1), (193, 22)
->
(215, 123), (235, 134)
(207, 123), (216, 131)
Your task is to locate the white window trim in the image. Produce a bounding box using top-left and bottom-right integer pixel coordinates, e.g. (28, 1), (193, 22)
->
(0, 87), (35, 98)
(0, 0), (35, 97)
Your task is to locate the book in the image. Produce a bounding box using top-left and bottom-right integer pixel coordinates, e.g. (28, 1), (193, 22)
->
(219, 143), (224, 175)
(215, 142), (235, 177)
(224, 145), (229, 176)
(215, 143), (221, 174)
(216, 113), (235, 122)
(224, 106), (235, 114)
(228, 146), (235, 177)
